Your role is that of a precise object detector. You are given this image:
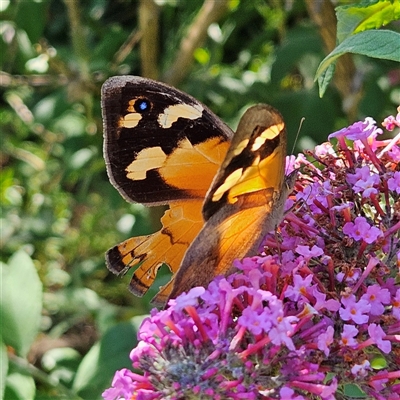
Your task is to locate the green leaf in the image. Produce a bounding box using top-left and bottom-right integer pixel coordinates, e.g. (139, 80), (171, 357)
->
(316, 30), (400, 81)
(72, 316), (145, 399)
(4, 370), (35, 400)
(194, 47), (210, 65)
(336, 0), (400, 43)
(0, 341), (8, 400)
(343, 383), (367, 398)
(318, 62), (336, 97)
(0, 251), (43, 358)
(52, 111), (87, 138)
(271, 26), (322, 83)
(42, 347), (82, 375)
(14, 0), (50, 44)
(370, 354), (387, 369)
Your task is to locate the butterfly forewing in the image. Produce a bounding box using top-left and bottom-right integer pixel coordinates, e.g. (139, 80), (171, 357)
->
(102, 76), (233, 205)
(202, 104), (287, 221)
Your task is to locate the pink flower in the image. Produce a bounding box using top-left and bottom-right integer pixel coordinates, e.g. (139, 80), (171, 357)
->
(268, 314), (297, 350)
(238, 307), (271, 335)
(347, 166), (380, 197)
(388, 171), (400, 194)
(329, 117), (382, 141)
(279, 387), (306, 400)
(382, 106), (400, 131)
(392, 289), (400, 320)
(368, 323), (391, 354)
(340, 324), (359, 348)
(340, 295), (371, 324)
(351, 360), (371, 377)
(336, 268), (361, 284)
(318, 326), (334, 356)
(170, 286), (206, 310)
(312, 287), (340, 312)
(361, 284), (391, 316)
(342, 216), (382, 244)
(314, 142), (335, 157)
(295, 244), (324, 259)
(369, 371), (389, 391)
(285, 274), (313, 301)
(102, 369), (144, 400)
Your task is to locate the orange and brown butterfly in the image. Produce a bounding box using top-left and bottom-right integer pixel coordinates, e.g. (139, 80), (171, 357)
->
(101, 76), (295, 306)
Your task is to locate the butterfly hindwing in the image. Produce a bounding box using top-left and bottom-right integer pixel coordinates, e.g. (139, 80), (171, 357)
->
(101, 76), (233, 301)
(107, 200), (205, 305)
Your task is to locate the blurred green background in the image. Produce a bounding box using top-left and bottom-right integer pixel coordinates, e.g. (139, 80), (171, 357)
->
(1, 0), (399, 398)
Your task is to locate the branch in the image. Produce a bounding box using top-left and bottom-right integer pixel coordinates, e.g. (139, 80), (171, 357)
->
(110, 30), (142, 73)
(139, 0), (160, 80)
(64, 0), (94, 118)
(63, 0), (90, 78)
(162, 0), (229, 86)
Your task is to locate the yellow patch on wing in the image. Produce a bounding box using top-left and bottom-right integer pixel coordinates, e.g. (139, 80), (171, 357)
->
(127, 98), (140, 112)
(211, 129), (285, 204)
(126, 147), (167, 180)
(119, 112), (142, 128)
(226, 147), (285, 203)
(160, 137), (230, 198)
(233, 138), (249, 156)
(251, 123), (283, 151)
(258, 148), (286, 190)
(212, 168), (243, 202)
(158, 103), (203, 128)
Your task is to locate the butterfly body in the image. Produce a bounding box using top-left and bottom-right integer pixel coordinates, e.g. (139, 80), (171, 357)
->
(101, 76), (292, 306)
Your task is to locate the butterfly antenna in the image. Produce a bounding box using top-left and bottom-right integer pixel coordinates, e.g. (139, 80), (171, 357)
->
(290, 117), (305, 156)
(285, 116), (305, 178)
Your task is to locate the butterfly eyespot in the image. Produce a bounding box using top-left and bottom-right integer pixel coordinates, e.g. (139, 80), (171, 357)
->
(134, 98), (151, 113)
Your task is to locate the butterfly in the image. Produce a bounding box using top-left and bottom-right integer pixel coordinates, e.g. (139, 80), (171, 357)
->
(101, 76), (295, 306)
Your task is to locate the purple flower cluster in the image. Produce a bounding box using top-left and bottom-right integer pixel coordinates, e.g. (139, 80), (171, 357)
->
(103, 108), (400, 400)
